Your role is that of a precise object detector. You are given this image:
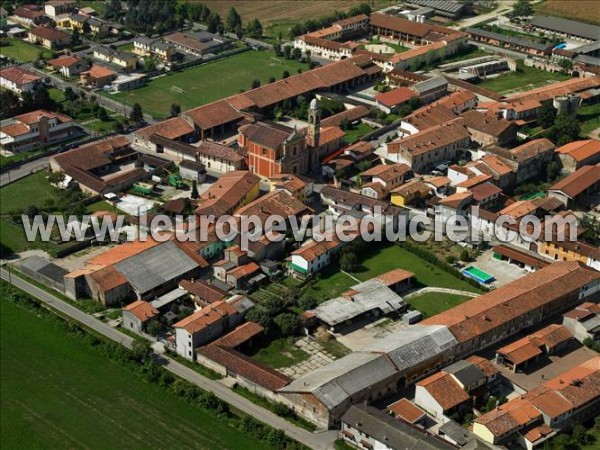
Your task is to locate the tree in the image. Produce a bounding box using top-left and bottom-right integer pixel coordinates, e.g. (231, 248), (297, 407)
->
(226, 7), (242, 32)
(112, 121), (124, 133)
(246, 18), (263, 39)
(81, 20), (92, 36)
(146, 320), (161, 337)
(170, 103), (181, 117)
(234, 24), (244, 39)
(274, 313), (301, 336)
(131, 339), (152, 363)
(70, 27), (81, 47)
(512, 0), (533, 16)
(558, 58), (573, 73)
(291, 47), (302, 60)
(0, 90), (21, 119)
(446, 255), (457, 265)
(96, 107), (109, 121)
(143, 57), (156, 72)
(64, 86), (77, 103)
(130, 103), (144, 124)
(190, 181), (199, 199)
(206, 11), (222, 33)
(460, 249), (470, 262)
(250, 78), (261, 89)
(537, 101), (557, 129)
(104, 0), (122, 20)
(571, 424), (589, 445)
(340, 252), (358, 272)
(282, 45), (292, 60)
(216, 23), (225, 35)
(282, 70), (290, 79)
(268, 76), (276, 84)
(548, 113), (580, 146)
(48, 171), (66, 185)
(545, 160), (561, 182)
(298, 296), (317, 310)
(339, 117), (350, 130)
(245, 308), (274, 330)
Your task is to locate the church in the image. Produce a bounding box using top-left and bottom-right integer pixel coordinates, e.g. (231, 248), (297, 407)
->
(238, 99), (346, 178)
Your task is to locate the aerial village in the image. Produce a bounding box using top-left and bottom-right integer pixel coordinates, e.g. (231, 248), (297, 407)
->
(1, 1), (599, 449)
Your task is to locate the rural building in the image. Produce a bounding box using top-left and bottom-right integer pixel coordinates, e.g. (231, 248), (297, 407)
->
(268, 173), (312, 201)
(548, 164), (600, 207)
(0, 109), (74, 151)
(466, 28), (552, 56)
(386, 117), (471, 172)
(375, 86), (416, 114)
(289, 238), (344, 277)
(28, 27), (70, 49)
(391, 178), (432, 206)
(555, 139), (600, 172)
(178, 159), (206, 183)
(47, 55), (88, 77)
(461, 110), (517, 147)
(133, 36), (174, 61)
(360, 163), (413, 199)
(562, 303), (600, 343)
(369, 12), (462, 45)
(411, 76), (448, 104)
(122, 300), (158, 333)
(293, 35), (358, 61)
(195, 170), (260, 217)
(11, 5), (47, 26)
(0, 66), (42, 95)
(387, 398), (427, 426)
(341, 405), (454, 449)
(69, 14), (109, 37)
(530, 15), (600, 42)
(495, 324), (573, 372)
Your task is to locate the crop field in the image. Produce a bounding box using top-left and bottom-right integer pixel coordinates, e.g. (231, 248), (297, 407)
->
(534, 0), (600, 25)
(112, 50), (308, 118)
(0, 295), (265, 450)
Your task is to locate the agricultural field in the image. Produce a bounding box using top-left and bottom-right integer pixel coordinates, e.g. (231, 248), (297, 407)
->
(534, 0), (600, 26)
(0, 37), (54, 63)
(112, 50), (309, 118)
(0, 293), (266, 450)
(304, 244), (482, 302)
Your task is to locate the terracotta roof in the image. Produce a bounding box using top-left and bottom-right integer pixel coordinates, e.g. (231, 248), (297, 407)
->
(14, 109), (71, 126)
(388, 398), (426, 424)
(377, 268), (415, 286)
(497, 338), (543, 366)
(457, 174), (492, 189)
(269, 173), (308, 194)
(292, 238), (342, 262)
(523, 424), (554, 443)
(388, 117), (469, 156)
(196, 171), (260, 217)
(481, 154), (513, 177)
(136, 117), (194, 140)
(550, 164), (600, 198)
(556, 139), (600, 162)
(370, 12), (455, 38)
(235, 190), (311, 223)
(321, 105), (370, 127)
(499, 200), (538, 219)
(13, 5), (45, 19)
(240, 121), (298, 150)
(475, 396), (542, 438)
(123, 300), (158, 322)
(423, 262), (600, 344)
(197, 140), (243, 163)
(508, 76), (600, 104)
(492, 245), (549, 270)
(375, 87), (415, 107)
(212, 321), (263, 348)
(361, 163), (412, 182)
(390, 41), (447, 64)
(465, 355), (498, 378)
(48, 55), (82, 68)
(197, 344), (291, 391)
(511, 138), (555, 163)
(469, 182), (502, 201)
(179, 279), (227, 303)
(392, 178), (431, 197)
(185, 99), (244, 130)
(344, 140), (375, 158)
(438, 191), (472, 209)
(227, 262), (260, 279)
(29, 26), (69, 41)
(0, 66), (41, 85)
(426, 176), (451, 188)
(87, 238), (161, 267)
(88, 265), (128, 292)
(174, 301), (235, 334)
(83, 64), (117, 79)
(319, 126), (346, 146)
(461, 110), (514, 137)
(417, 372), (471, 411)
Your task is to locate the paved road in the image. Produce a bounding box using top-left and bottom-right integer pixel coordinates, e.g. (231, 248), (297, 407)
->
(0, 267), (337, 449)
(0, 157), (49, 187)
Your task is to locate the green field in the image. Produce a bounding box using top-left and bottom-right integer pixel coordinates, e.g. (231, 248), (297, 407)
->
(578, 103), (600, 137)
(1, 292), (267, 450)
(408, 293), (470, 318)
(0, 171), (60, 214)
(478, 63), (570, 94)
(343, 122), (374, 145)
(0, 38), (54, 63)
(112, 50), (309, 118)
(305, 244), (481, 302)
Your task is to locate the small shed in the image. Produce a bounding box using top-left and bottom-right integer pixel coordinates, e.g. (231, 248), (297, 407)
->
(179, 160), (206, 183)
(403, 310), (422, 325)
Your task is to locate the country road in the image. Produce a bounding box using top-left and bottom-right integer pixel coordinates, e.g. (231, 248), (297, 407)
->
(0, 267), (337, 449)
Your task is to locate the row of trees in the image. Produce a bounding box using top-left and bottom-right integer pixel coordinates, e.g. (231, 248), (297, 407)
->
(0, 85), (57, 120)
(287, 2), (372, 39)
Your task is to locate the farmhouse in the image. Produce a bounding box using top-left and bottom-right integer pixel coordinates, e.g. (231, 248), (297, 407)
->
(531, 15), (600, 42)
(562, 303), (600, 343)
(555, 139), (600, 172)
(461, 110), (517, 147)
(548, 164), (600, 207)
(466, 28), (552, 56)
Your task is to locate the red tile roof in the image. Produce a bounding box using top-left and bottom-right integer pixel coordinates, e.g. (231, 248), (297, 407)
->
(417, 372), (471, 411)
(556, 139), (600, 162)
(0, 66), (42, 85)
(179, 279), (228, 303)
(29, 26), (69, 41)
(48, 55), (82, 68)
(375, 87), (415, 108)
(550, 164), (600, 198)
(212, 321), (264, 348)
(123, 300), (158, 322)
(388, 398), (426, 424)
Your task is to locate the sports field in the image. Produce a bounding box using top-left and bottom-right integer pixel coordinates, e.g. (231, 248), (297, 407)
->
(0, 295), (266, 450)
(112, 50), (308, 118)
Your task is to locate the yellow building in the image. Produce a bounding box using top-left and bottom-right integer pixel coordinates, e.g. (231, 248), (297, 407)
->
(391, 179), (431, 207)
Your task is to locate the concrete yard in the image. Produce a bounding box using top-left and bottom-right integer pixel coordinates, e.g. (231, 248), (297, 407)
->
(473, 249), (530, 287)
(279, 337), (337, 379)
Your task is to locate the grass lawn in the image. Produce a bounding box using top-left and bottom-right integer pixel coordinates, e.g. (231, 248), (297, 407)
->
(0, 37), (54, 63)
(440, 46), (490, 65)
(305, 244), (481, 302)
(85, 114), (127, 134)
(343, 122), (374, 145)
(0, 295), (266, 450)
(0, 149), (44, 169)
(578, 103), (600, 137)
(112, 50), (309, 118)
(478, 63), (570, 95)
(48, 87), (66, 103)
(0, 172), (61, 215)
(246, 337), (308, 368)
(408, 293), (470, 318)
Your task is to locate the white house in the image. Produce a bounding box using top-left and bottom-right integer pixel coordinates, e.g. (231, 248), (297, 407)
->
(0, 67), (42, 95)
(289, 238), (343, 276)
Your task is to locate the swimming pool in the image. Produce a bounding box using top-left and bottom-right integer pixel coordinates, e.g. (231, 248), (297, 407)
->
(463, 266), (495, 284)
